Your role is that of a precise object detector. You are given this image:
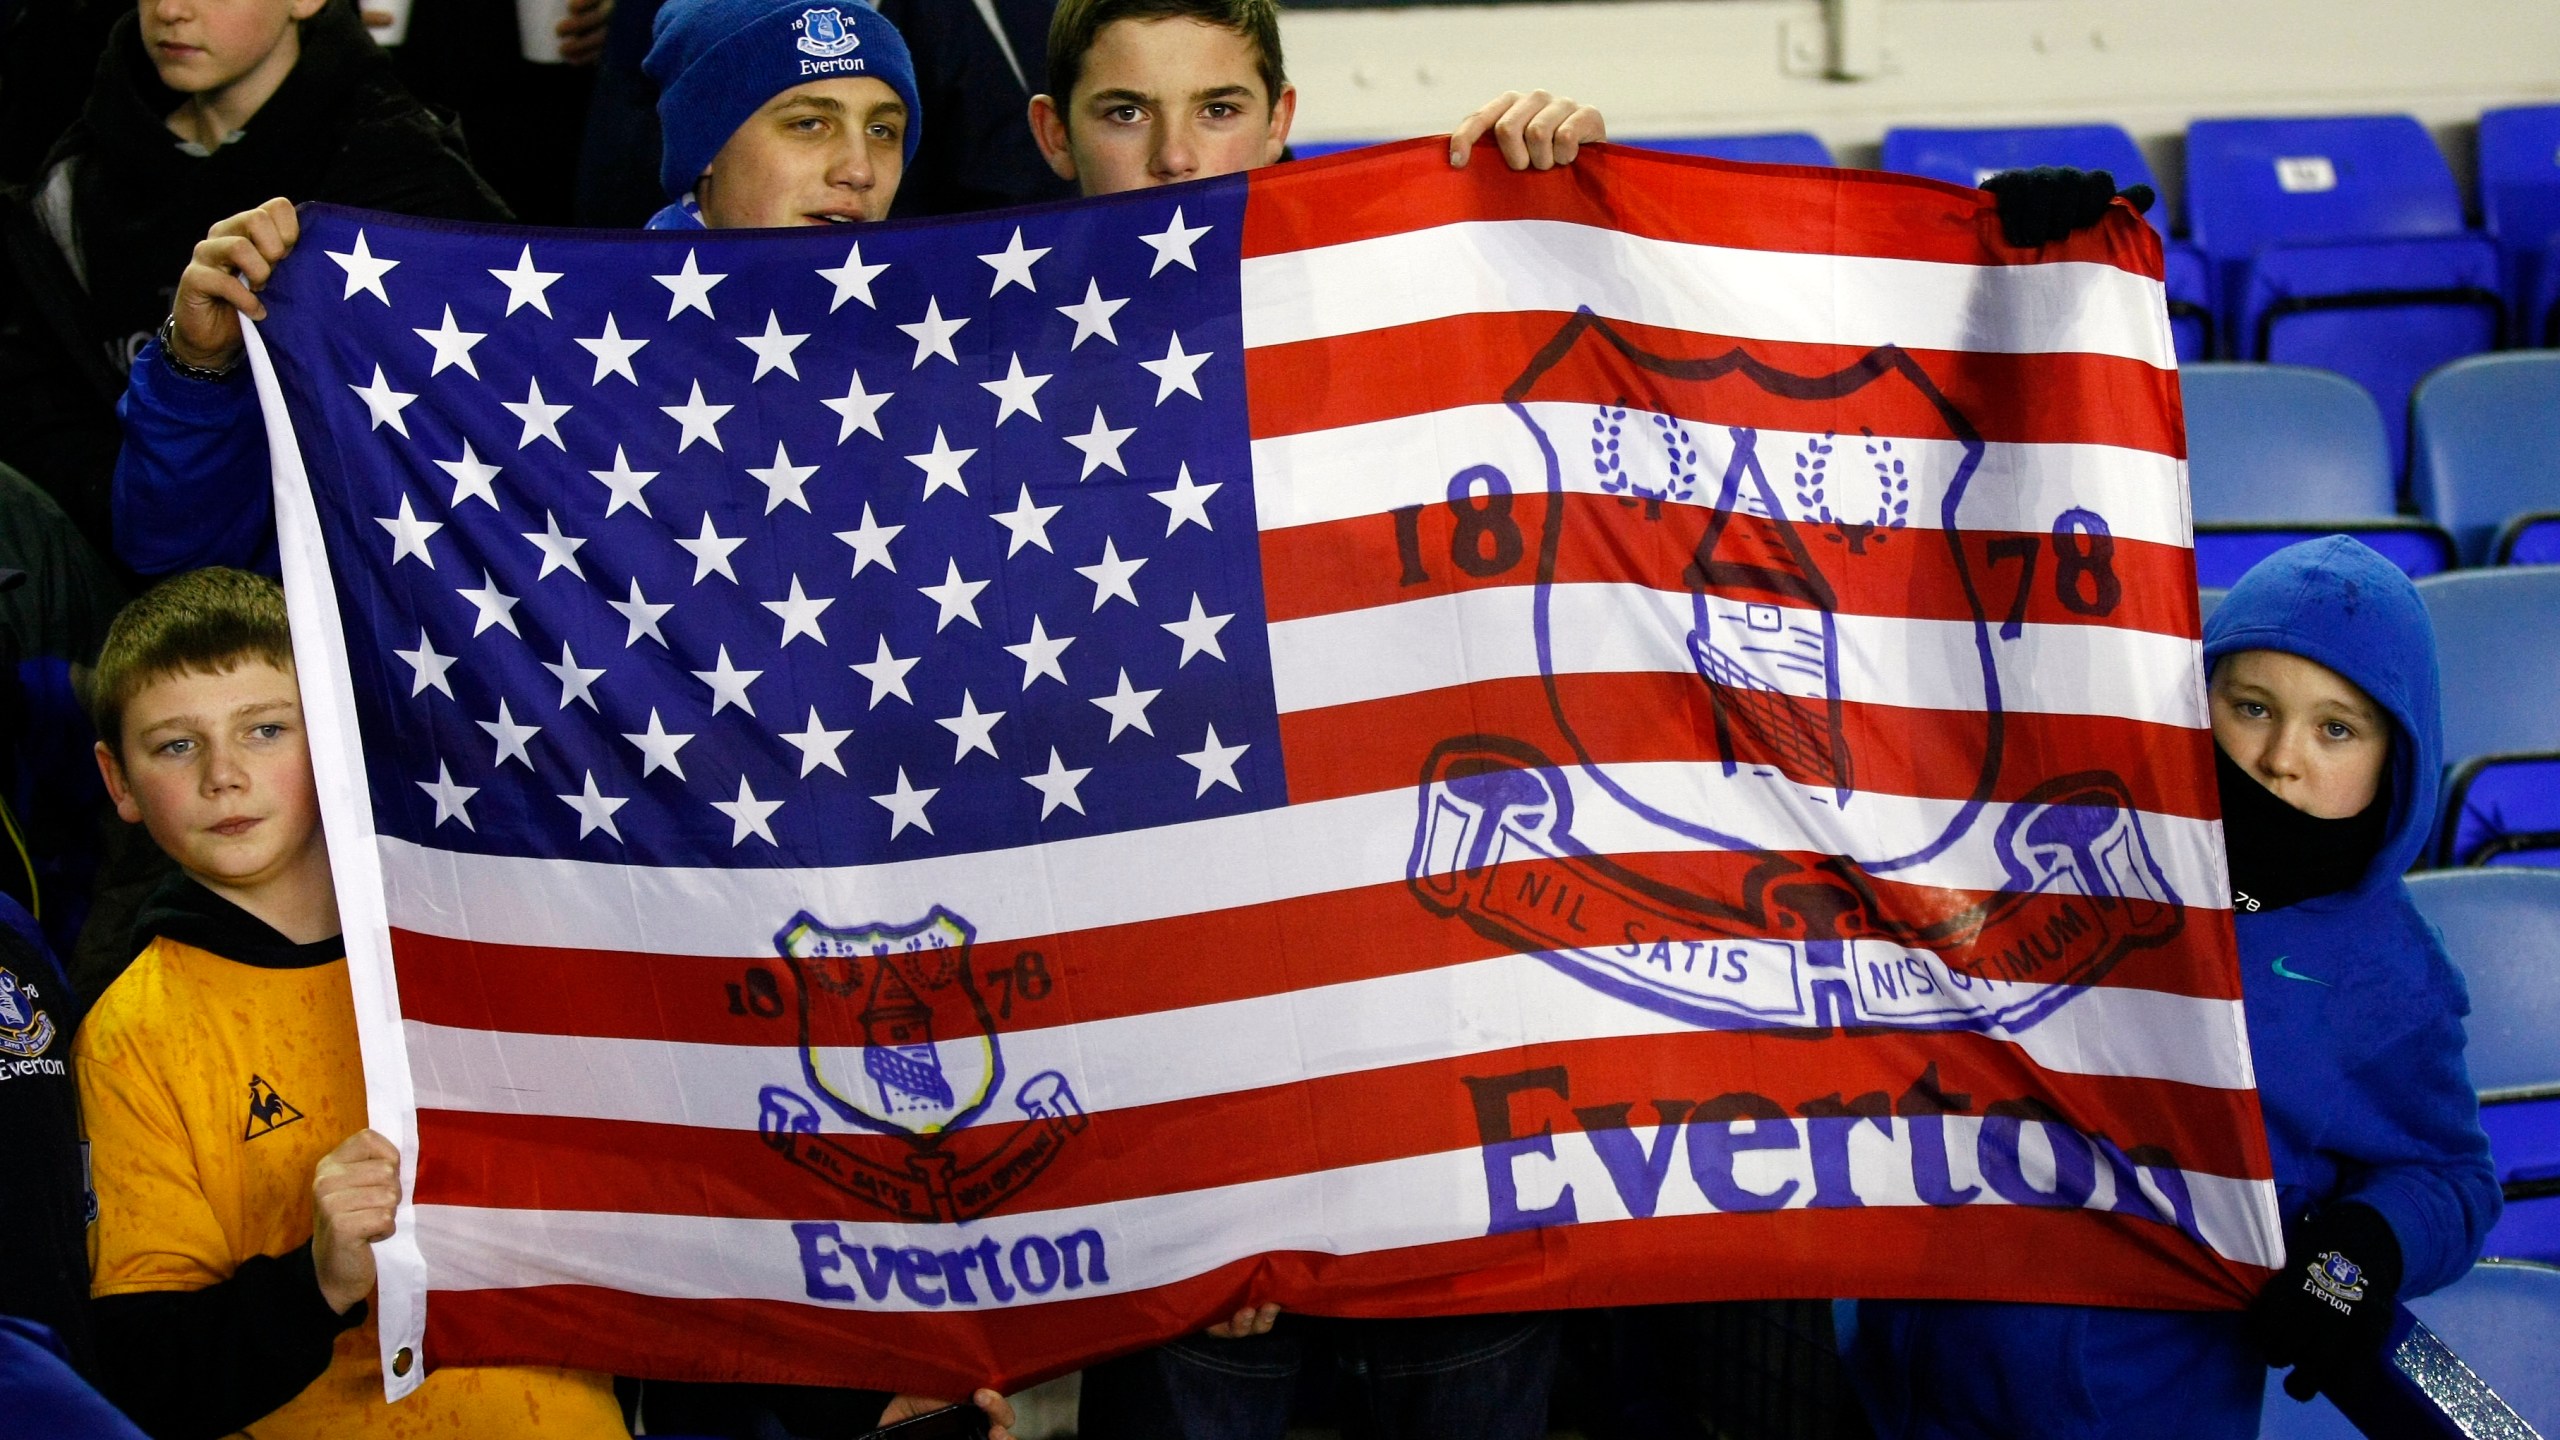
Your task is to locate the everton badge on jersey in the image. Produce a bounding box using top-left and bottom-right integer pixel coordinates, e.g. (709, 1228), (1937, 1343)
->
(0, 966), (55, 1059)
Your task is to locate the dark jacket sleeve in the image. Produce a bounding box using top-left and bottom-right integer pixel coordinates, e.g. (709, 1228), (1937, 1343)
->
(89, 1240), (365, 1440)
(321, 94), (512, 224)
(111, 339), (278, 577)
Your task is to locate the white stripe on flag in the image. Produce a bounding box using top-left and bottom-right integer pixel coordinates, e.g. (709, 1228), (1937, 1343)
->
(1239, 220), (2177, 368)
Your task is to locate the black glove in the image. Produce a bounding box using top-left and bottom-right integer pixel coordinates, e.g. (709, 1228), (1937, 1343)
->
(2251, 1203), (2405, 1402)
(1981, 166), (2158, 247)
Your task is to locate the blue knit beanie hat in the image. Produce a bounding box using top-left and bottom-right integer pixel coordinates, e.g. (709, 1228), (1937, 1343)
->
(644, 0), (921, 202)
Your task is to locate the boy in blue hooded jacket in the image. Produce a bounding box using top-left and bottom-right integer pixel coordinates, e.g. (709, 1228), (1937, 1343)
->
(1845, 535), (2502, 1439)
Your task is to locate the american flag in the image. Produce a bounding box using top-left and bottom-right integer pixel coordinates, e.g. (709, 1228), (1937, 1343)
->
(246, 141), (2281, 1400)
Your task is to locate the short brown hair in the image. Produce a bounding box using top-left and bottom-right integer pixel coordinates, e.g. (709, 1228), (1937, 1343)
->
(91, 568), (295, 753)
(1046, 0), (1285, 123)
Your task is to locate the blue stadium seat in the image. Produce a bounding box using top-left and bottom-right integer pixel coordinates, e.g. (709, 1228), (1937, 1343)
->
(2408, 869), (2560, 1267)
(2415, 569), (2560, 771)
(2439, 754), (2560, 868)
(2409, 353), (2560, 564)
(2478, 105), (2560, 342)
(2199, 586), (2229, 625)
(2187, 116), (2504, 469)
(1632, 133), (1835, 167)
(2181, 365), (2448, 582)
(1876, 124), (2210, 359)
(2261, 1261), (2560, 1439)
(2501, 513), (2560, 566)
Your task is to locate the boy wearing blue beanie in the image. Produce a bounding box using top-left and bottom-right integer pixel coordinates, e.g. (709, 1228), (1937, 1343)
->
(1843, 536), (2502, 1439)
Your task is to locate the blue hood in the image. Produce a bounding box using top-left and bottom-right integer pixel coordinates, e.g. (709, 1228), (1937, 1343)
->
(2203, 535), (2443, 896)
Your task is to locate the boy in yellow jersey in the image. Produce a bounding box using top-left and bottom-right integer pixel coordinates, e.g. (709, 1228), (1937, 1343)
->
(75, 567), (630, 1440)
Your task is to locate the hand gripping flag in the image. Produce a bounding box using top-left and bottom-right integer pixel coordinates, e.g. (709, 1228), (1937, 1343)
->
(244, 140), (2282, 1400)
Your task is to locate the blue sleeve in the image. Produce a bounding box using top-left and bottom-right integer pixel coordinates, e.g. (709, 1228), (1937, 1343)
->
(111, 340), (279, 577)
(2333, 997), (2503, 1298)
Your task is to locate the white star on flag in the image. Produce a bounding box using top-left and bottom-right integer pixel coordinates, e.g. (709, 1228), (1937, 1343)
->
(349, 365), (417, 435)
(412, 306), (484, 377)
(676, 514), (745, 583)
(519, 510), (588, 580)
(326, 229), (398, 302)
(990, 486), (1062, 556)
(713, 776), (785, 846)
(416, 761), (478, 829)
(588, 446), (658, 517)
(1140, 332), (1213, 403)
(436, 442), (501, 508)
(762, 576), (834, 646)
(376, 495), (441, 567)
(817, 242), (888, 311)
(656, 249), (727, 319)
(1090, 668), (1162, 740)
(737, 311), (810, 381)
(1022, 748), (1092, 818)
(559, 771), (628, 840)
(898, 296), (969, 367)
(822, 370), (893, 442)
(1063, 407), (1134, 479)
(1180, 722), (1251, 796)
(746, 441), (820, 514)
(576, 314), (647, 384)
(918, 559), (989, 631)
(780, 708), (853, 776)
(871, 767), (938, 838)
(850, 635), (919, 707)
(1149, 463), (1220, 534)
(1004, 615), (1075, 690)
(692, 645), (761, 716)
(1056, 278), (1127, 348)
(504, 375), (571, 450)
(544, 642), (606, 710)
(1075, 537), (1147, 610)
(936, 690), (1004, 761)
(1163, 593), (1234, 666)
(457, 569), (522, 636)
(979, 226), (1051, 294)
(980, 352), (1051, 425)
(835, 503), (903, 576)
(395, 629), (456, 697)
(608, 579), (673, 647)
(662, 380), (732, 452)
(1140, 206), (1213, 275)
(476, 698), (539, 769)
(906, 427), (976, 499)
(622, 708), (694, 778)
(489, 245), (562, 316)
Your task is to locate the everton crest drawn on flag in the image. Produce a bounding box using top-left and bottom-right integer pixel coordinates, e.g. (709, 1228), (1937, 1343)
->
(243, 139), (2283, 1401)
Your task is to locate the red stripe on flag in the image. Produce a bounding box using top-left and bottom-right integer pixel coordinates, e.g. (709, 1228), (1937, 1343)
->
(1259, 491), (2199, 636)
(1244, 312), (2185, 452)
(420, 1206), (2255, 1397)
(1276, 673), (2218, 817)
(1241, 138), (2165, 278)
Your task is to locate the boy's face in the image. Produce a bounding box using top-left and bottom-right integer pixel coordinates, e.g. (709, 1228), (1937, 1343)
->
(698, 77), (907, 230)
(141, 0), (324, 97)
(96, 660), (328, 898)
(2210, 649), (2391, 820)
(1030, 16), (1295, 196)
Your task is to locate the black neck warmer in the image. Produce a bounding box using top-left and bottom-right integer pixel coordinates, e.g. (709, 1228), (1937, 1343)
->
(2216, 744), (2391, 913)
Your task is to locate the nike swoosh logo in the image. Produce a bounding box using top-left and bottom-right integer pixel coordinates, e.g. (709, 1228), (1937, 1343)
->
(2271, 956), (2330, 986)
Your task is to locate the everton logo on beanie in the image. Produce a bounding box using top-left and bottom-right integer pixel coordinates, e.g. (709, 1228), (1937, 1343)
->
(644, 0), (921, 201)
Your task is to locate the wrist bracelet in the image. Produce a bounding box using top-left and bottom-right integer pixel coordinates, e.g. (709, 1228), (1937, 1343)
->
(156, 314), (241, 382)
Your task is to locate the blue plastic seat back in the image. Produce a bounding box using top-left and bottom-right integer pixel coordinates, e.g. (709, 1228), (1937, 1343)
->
(2187, 115), (2469, 312)
(2440, 754), (2560, 867)
(1879, 123), (2158, 229)
(2483, 1197), (2560, 1266)
(2538, 233), (2560, 346)
(2167, 241), (2214, 361)
(2198, 586), (2229, 624)
(2182, 364), (2395, 522)
(2193, 523), (2452, 589)
(2501, 514), (2560, 566)
(2409, 353), (2560, 564)
(2478, 106), (2560, 326)
(1634, 133), (1835, 167)
(2405, 870), (2560, 1101)
(2416, 569), (2560, 766)
(2260, 1262), (2560, 1438)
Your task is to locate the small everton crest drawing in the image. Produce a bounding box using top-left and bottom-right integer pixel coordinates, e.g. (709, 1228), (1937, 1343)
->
(0, 966), (55, 1059)
(2309, 1249), (2368, 1306)
(795, 6), (860, 57)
